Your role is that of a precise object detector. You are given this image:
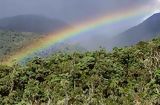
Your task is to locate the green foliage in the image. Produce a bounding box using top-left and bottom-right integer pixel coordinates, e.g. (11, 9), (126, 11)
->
(0, 38), (160, 104)
(155, 69), (160, 85)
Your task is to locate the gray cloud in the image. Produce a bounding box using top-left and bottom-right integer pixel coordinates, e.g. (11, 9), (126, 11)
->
(0, 0), (157, 22)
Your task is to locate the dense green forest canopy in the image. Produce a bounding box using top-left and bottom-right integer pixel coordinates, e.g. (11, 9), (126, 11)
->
(0, 37), (160, 105)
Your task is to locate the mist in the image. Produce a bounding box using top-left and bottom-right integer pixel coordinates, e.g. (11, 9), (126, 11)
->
(0, 0), (160, 49)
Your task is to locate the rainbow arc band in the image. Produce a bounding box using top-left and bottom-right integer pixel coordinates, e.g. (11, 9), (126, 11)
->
(4, 5), (150, 65)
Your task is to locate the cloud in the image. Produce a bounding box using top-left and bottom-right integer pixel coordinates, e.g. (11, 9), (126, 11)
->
(0, 0), (156, 22)
(154, 0), (160, 12)
(140, 0), (160, 21)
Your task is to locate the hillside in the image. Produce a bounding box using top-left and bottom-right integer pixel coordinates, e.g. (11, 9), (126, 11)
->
(0, 30), (42, 62)
(0, 30), (86, 63)
(0, 15), (69, 33)
(112, 13), (160, 47)
(0, 37), (160, 104)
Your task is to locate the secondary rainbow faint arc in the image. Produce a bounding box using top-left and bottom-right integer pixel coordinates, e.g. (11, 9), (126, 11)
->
(4, 5), (150, 65)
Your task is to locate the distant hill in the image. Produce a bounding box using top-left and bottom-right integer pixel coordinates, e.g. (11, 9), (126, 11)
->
(0, 15), (69, 33)
(0, 30), (42, 61)
(0, 30), (85, 62)
(113, 13), (160, 47)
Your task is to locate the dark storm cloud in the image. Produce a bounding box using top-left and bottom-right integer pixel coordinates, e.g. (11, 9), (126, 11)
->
(0, 0), (156, 22)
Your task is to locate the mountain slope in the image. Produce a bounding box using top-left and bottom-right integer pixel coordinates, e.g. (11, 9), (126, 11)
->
(0, 30), (86, 62)
(0, 15), (69, 33)
(113, 13), (160, 47)
(0, 30), (42, 61)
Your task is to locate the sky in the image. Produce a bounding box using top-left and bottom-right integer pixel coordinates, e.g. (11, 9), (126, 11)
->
(0, 0), (159, 22)
(0, 0), (160, 48)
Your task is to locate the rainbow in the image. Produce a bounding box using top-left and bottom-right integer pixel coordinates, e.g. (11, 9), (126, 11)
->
(3, 5), (151, 65)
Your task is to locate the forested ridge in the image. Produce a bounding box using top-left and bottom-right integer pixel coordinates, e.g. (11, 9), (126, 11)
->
(0, 30), (42, 62)
(0, 30), (86, 63)
(0, 38), (160, 105)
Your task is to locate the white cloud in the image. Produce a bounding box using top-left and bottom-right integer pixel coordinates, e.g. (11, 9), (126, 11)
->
(152, 0), (160, 12)
(140, 0), (160, 21)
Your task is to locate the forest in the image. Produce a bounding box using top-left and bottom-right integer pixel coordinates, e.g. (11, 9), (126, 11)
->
(0, 37), (160, 105)
(0, 30), (41, 62)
